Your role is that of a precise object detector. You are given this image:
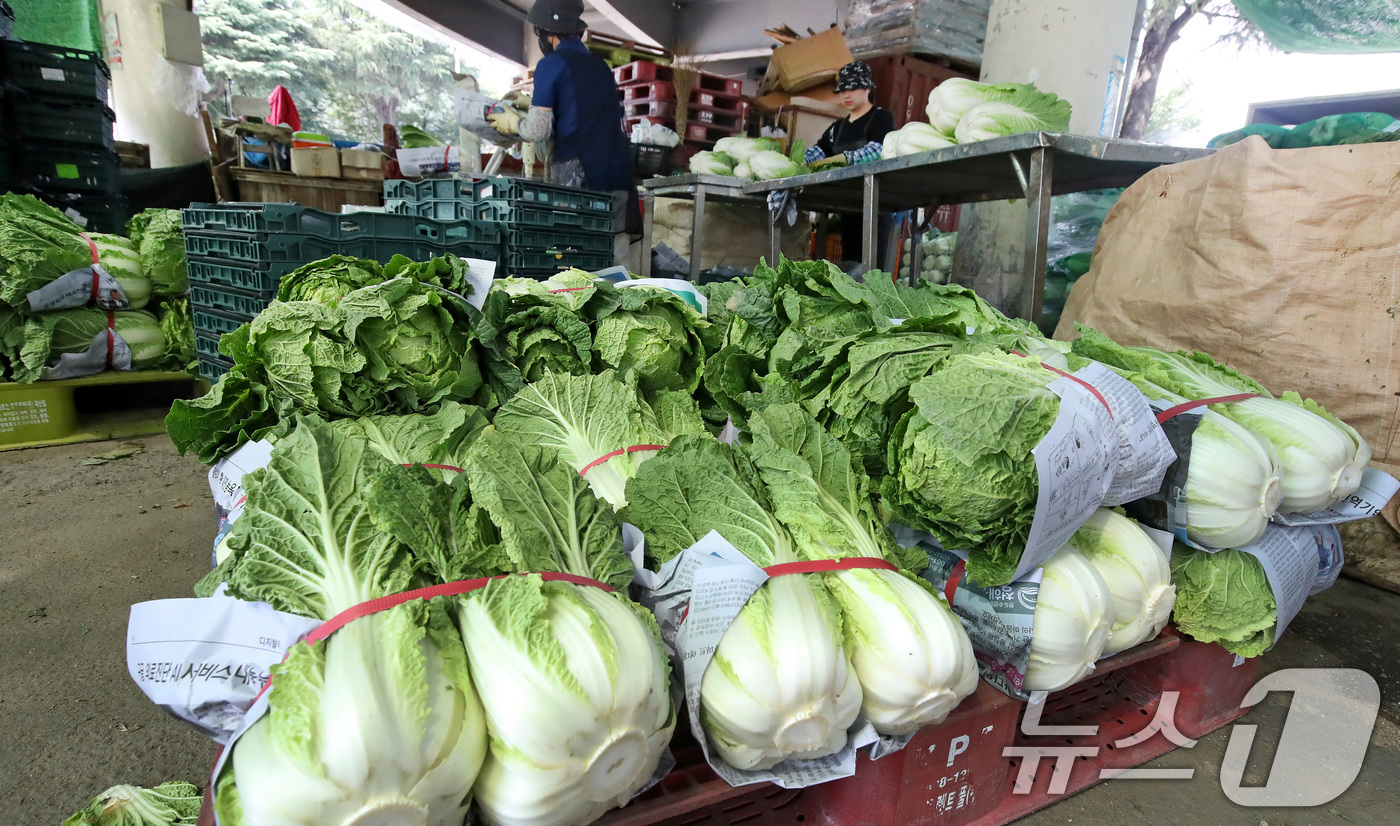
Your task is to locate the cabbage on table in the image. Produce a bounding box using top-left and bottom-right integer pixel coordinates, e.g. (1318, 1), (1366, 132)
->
(5, 308), (167, 382)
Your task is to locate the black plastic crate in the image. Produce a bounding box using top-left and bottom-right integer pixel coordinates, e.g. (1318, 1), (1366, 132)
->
(383, 175), (615, 215)
(33, 190), (128, 234)
(187, 257), (301, 294)
(4, 41), (111, 101)
(18, 145), (121, 192)
(192, 308), (253, 339)
(506, 226), (613, 254)
(189, 283), (277, 318)
(180, 203), (502, 247)
(9, 97), (115, 150)
(505, 246), (612, 273)
(632, 144), (674, 178)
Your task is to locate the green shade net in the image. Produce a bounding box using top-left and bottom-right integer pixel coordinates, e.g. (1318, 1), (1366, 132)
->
(1232, 0), (1400, 54)
(12, 0), (103, 52)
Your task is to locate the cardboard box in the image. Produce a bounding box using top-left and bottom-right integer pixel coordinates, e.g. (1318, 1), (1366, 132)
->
(290, 146), (341, 178)
(753, 81), (847, 118)
(396, 146), (461, 177)
(760, 27), (853, 95)
(340, 148), (384, 180)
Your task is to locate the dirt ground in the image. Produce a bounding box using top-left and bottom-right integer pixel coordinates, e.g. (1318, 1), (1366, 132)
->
(4, 434), (1400, 826)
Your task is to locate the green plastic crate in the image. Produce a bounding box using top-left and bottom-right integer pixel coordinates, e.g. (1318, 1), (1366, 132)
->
(185, 232), (487, 266)
(192, 308), (253, 338)
(180, 203), (501, 246)
(383, 176), (616, 215)
(189, 283), (276, 318)
(198, 355), (234, 383)
(195, 332), (223, 360)
(187, 258), (301, 294)
(388, 199), (615, 233)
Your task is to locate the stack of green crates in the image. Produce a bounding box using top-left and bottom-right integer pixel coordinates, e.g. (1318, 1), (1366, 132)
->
(181, 203), (502, 381)
(2, 39), (124, 232)
(383, 176), (618, 278)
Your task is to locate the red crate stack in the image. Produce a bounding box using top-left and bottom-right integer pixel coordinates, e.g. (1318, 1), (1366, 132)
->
(615, 60), (749, 166)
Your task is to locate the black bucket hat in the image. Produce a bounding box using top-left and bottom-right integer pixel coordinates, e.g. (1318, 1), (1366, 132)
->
(835, 61), (875, 93)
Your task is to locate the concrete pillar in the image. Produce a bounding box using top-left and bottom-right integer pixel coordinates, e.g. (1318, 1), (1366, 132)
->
(952, 0), (1140, 319)
(104, 0), (209, 167)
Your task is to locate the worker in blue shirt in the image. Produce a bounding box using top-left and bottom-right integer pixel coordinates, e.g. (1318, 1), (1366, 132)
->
(490, 0), (638, 258)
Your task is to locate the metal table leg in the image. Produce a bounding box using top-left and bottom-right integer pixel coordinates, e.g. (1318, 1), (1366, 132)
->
(689, 184), (707, 282)
(814, 213), (830, 262)
(639, 190), (654, 278)
(1019, 147), (1054, 323)
(862, 174), (879, 276)
(768, 202), (782, 266)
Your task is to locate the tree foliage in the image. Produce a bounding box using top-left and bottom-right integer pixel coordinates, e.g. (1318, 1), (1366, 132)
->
(195, 0), (469, 142)
(1120, 1), (1268, 141)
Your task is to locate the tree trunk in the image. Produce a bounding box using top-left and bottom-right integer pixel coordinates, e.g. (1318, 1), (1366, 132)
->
(1120, 2), (1204, 140)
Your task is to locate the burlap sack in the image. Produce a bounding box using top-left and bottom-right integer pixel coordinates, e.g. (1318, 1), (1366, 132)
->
(1054, 136), (1400, 525)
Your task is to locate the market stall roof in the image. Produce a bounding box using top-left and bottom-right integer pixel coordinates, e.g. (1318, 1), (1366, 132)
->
(369, 0), (681, 66)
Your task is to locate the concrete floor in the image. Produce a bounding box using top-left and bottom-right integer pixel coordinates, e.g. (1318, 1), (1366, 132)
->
(3, 434), (1399, 826)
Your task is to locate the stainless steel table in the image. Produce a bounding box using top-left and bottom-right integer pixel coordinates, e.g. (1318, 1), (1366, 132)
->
(743, 132), (1212, 321)
(638, 173), (766, 280)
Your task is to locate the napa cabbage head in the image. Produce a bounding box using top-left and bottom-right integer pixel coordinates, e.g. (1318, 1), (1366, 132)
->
(275, 255), (384, 306)
(621, 435), (861, 771)
(590, 283), (710, 394)
(748, 404), (978, 735)
(10, 308), (166, 382)
(63, 781), (202, 826)
(127, 209), (188, 297)
(925, 79), (1064, 136)
(748, 150), (807, 180)
(689, 150), (736, 175)
(441, 429), (674, 826)
(1072, 325), (1367, 514)
(1170, 543), (1275, 658)
(0, 194), (148, 309)
(1067, 509), (1175, 656)
(1025, 545), (1115, 692)
(953, 97), (1073, 143)
(884, 350), (1066, 587)
(210, 420), (487, 826)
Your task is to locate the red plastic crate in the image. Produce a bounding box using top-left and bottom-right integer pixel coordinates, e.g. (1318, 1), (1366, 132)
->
(623, 99), (679, 120)
(685, 121), (744, 144)
(197, 630), (1259, 826)
(694, 73), (744, 99)
(615, 60), (673, 86)
(691, 104), (747, 130)
(621, 81), (677, 102)
(693, 89), (745, 109)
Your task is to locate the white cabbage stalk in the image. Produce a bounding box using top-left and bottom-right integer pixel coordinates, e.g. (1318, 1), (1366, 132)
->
(1068, 509), (1176, 656)
(733, 160), (752, 180)
(827, 568), (977, 734)
(93, 233), (152, 309)
(229, 609), (488, 826)
(460, 579), (674, 826)
(688, 150), (734, 176)
(1183, 408), (1284, 548)
(701, 574), (862, 770)
(1218, 396), (1369, 514)
(885, 122), (956, 157)
(925, 78), (987, 135)
(748, 150), (805, 180)
(1024, 546), (1115, 692)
